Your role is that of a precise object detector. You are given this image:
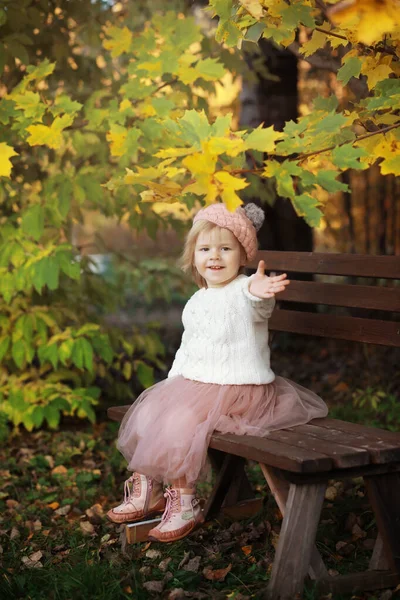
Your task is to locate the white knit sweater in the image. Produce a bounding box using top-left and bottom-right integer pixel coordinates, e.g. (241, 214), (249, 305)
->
(168, 275), (276, 385)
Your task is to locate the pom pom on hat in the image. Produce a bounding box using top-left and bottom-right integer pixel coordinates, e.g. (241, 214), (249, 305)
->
(243, 203), (265, 232)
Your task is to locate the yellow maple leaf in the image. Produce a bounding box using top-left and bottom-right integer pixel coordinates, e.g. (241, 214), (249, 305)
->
(26, 114), (73, 149)
(106, 127), (127, 157)
(214, 171), (248, 211)
(300, 28), (327, 57)
(124, 166), (164, 185)
(204, 137), (246, 157)
(119, 99), (132, 112)
(0, 143), (18, 178)
(239, 0), (264, 19)
(360, 54), (393, 90)
(26, 125), (62, 149)
(371, 132), (400, 175)
(182, 150), (217, 177)
(328, 0), (400, 46)
(155, 147), (196, 159)
(102, 26), (132, 58)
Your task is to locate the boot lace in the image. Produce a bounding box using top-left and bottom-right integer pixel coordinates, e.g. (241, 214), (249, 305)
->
(123, 472), (146, 504)
(160, 487), (181, 524)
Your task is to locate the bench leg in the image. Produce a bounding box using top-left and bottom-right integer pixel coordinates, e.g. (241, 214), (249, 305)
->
(204, 452), (254, 519)
(266, 481), (326, 600)
(369, 534), (389, 571)
(364, 473), (400, 575)
(260, 464), (328, 581)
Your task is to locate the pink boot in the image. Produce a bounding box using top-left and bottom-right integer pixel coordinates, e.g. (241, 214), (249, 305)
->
(107, 473), (165, 524)
(148, 487), (204, 542)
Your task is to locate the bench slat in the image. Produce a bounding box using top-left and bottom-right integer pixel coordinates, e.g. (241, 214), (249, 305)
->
(311, 418), (400, 443)
(209, 432), (333, 473)
(269, 310), (400, 346)
(267, 429), (370, 468)
(279, 280), (400, 313)
(250, 251), (400, 279)
(289, 423), (400, 465)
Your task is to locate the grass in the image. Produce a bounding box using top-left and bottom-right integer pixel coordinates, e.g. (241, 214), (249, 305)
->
(0, 418), (395, 600)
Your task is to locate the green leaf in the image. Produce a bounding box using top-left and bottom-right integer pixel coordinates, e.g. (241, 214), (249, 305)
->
(71, 338), (84, 369)
(194, 58), (225, 81)
(58, 338), (74, 365)
(43, 405), (60, 429)
(292, 193), (324, 227)
(179, 110), (212, 146)
(136, 360), (154, 389)
(245, 125), (283, 152)
(31, 406), (44, 428)
(44, 256), (60, 291)
(80, 338), (94, 372)
(21, 205), (44, 240)
(0, 336), (10, 362)
(332, 145), (368, 170)
(314, 111), (348, 134)
(38, 343), (58, 369)
(337, 57), (362, 86)
(12, 339), (25, 368)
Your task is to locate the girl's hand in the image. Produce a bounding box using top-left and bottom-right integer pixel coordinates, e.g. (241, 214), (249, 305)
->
(249, 260), (290, 299)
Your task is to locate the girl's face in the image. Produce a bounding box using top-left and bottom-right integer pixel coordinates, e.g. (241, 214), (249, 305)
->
(194, 227), (244, 288)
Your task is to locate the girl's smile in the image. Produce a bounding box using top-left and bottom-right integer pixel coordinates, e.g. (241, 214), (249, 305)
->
(194, 227), (244, 288)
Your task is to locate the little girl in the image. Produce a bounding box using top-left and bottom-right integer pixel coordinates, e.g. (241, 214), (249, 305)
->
(107, 203), (328, 542)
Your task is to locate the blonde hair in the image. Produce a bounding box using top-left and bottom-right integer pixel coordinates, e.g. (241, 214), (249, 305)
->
(180, 220), (246, 288)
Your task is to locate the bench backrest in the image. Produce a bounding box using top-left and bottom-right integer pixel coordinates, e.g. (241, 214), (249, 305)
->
(248, 251), (400, 347)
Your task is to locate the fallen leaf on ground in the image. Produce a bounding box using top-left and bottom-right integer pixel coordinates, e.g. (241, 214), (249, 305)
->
(241, 545), (252, 556)
(145, 548), (161, 559)
(143, 580), (164, 593)
(202, 563), (231, 581)
(48, 502), (60, 510)
(22, 551), (43, 569)
(54, 505), (71, 517)
(158, 557), (172, 572)
(51, 465), (68, 475)
(80, 520), (95, 535)
(85, 503), (104, 524)
(183, 555), (201, 572)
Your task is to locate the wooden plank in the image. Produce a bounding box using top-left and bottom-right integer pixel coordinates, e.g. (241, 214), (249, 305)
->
(269, 309), (400, 347)
(364, 472), (400, 575)
(249, 251), (400, 279)
(209, 432), (333, 474)
(311, 418), (400, 445)
(267, 482), (326, 600)
(259, 464), (328, 581)
(286, 462), (400, 485)
(316, 570), (399, 594)
(108, 405), (130, 422)
(279, 280), (400, 312)
(289, 423), (400, 465)
(267, 429), (370, 468)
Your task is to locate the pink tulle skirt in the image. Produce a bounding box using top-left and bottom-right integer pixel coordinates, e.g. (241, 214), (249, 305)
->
(116, 375), (328, 485)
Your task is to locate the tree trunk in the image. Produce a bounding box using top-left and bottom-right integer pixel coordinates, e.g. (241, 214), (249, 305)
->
(240, 40), (313, 253)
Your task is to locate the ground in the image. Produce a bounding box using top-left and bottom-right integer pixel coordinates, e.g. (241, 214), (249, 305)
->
(1, 337), (399, 600)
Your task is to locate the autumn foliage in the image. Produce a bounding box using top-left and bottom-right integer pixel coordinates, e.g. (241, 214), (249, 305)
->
(0, 0), (399, 431)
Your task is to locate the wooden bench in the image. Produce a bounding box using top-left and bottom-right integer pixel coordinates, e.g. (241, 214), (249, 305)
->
(108, 250), (400, 600)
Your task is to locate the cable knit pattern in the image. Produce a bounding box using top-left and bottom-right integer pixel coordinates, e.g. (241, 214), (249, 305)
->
(168, 275), (275, 385)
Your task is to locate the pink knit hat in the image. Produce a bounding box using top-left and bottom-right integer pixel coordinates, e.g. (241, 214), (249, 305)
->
(193, 203), (264, 262)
